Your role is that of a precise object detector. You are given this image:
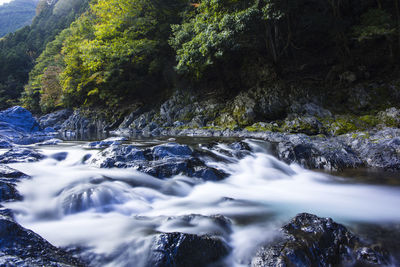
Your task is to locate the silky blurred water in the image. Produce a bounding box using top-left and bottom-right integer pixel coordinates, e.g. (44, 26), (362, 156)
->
(5, 140), (400, 266)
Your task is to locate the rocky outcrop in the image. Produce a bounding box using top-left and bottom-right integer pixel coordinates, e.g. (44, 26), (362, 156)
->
(59, 109), (108, 138)
(0, 106), (57, 145)
(38, 109), (73, 131)
(252, 213), (389, 267)
(0, 106), (39, 133)
(88, 143), (227, 180)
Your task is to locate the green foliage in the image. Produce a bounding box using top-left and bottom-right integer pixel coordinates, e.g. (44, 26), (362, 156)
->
(58, 0), (186, 108)
(353, 9), (395, 41)
(169, 0), (267, 78)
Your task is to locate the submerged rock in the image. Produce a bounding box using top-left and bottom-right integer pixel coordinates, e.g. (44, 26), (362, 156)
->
(148, 232), (230, 267)
(252, 213), (389, 267)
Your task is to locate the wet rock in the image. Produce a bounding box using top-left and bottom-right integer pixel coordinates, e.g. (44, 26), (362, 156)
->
(38, 109), (73, 131)
(89, 144), (226, 180)
(36, 138), (62, 146)
(201, 141), (252, 161)
(343, 128), (400, 170)
(152, 143), (192, 160)
(0, 165), (28, 180)
(276, 135), (362, 171)
(89, 145), (146, 168)
(86, 140), (122, 149)
(0, 182), (21, 202)
(252, 213), (389, 267)
(0, 106), (39, 132)
(0, 148), (45, 164)
(162, 214), (232, 238)
(148, 232), (230, 267)
(0, 218), (84, 266)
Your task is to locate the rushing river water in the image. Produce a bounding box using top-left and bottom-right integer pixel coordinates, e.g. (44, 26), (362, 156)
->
(4, 138), (400, 266)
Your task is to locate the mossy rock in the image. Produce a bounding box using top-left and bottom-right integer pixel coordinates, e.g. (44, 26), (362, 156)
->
(281, 116), (324, 135)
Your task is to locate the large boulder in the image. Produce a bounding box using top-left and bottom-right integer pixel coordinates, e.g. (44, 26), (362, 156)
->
(148, 232), (230, 267)
(252, 213), (389, 267)
(0, 106), (39, 132)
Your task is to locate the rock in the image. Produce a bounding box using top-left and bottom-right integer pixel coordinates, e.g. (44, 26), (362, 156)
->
(343, 128), (400, 170)
(0, 148), (45, 164)
(119, 105), (145, 129)
(0, 218), (84, 266)
(129, 111), (155, 130)
(148, 232), (230, 267)
(60, 109), (107, 138)
(86, 140), (122, 149)
(276, 135), (363, 171)
(89, 144), (226, 180)
(378, 107), (400, 127)
(251, 213), (389, 267)
(0, 165), (28, 180)
(289, 102), (332, 118)
(89, 145), (147, 168)
(0, 106), (39, 132)
(152, 143), (192, 160)
(0, 182), (21, 202)
(282, 116), (324, 135)
(36, 138), (62, 146)
(38, 109), (73, 131)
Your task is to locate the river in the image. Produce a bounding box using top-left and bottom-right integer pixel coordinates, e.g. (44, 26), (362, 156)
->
(4, 138), (400, 266)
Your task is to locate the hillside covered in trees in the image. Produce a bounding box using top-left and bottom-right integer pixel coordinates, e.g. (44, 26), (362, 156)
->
(0, 0), (39, 38)
(0, 0), (399, 118)
(0, 0), (89, 109)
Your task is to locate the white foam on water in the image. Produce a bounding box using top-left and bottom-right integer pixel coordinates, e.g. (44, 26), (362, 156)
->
(5, 141), (400, 266)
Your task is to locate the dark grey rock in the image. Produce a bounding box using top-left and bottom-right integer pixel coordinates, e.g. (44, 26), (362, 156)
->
(0, 148), (45, 164)
(89, 143), (226, 180)
(148, 232), (230, 267)
(276, 135), (363, 171)
(0, 218), (84, 266)
(252, 213), (389, 267)
(289, 102), (332, 118)
(0, 182), (21, 202)
(342, 128), (400, 170)
(38, 109), (73, 131)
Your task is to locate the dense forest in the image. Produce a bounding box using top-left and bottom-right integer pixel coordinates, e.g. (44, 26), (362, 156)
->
(0, 0), (399, 115)
(0, 0), (89, 109)
(0, 0), (38, 38)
